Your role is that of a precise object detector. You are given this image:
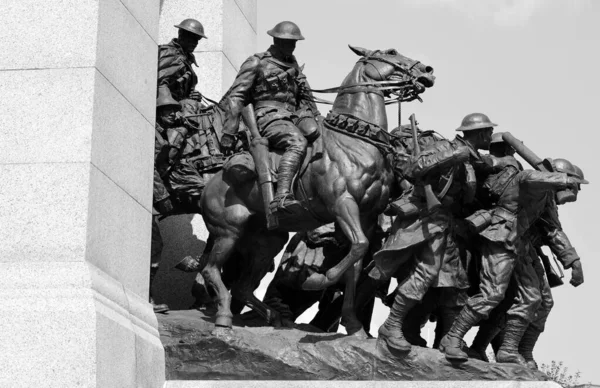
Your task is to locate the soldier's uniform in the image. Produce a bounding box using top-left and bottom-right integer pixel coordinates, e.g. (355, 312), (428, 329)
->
(220, 21), (320, 213)
(441, 162), (579, 364)
(158, 19), (207, 101)
(371, 126), (497, 351)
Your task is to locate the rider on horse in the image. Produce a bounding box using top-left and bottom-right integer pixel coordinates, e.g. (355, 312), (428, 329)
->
(219, 21), (320, 217)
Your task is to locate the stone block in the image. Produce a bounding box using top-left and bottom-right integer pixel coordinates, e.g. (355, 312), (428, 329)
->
(234, 0), (257, 32)
(0, 68), (95, 164)
(120, 0), (160, 42)
(0, 0), (98, 70)
(223, 0), (257, 69)
(0, 262), (96, 388)
(86, 165), (152, 298)
(196, 51), (226, 100)
(91, 71), (155, 209)
(96, 0), (157, 123)
(0, 163), (89, 263)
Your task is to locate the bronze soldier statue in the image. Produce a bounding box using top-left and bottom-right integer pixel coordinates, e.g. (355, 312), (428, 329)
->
(371, 113), (502, 353)
(439, 138), (585, 364)
(158, 18), (207, 101)
(150, 92), (185, 313)
(219, 21), (320, 217)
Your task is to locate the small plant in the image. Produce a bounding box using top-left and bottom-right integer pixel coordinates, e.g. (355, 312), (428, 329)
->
(540, 360), (581, 388)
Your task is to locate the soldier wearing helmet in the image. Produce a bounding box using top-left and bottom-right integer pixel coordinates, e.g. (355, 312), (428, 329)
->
(371, 113), (505, 353)
(219, 21), (320, 216)
(158, 18), (207, 102)
(440, 147), (585, 365)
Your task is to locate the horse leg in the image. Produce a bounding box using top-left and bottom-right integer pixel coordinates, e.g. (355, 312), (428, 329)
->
(201, 235), (237, 328)
(230, 229), (289, 327)
(302, 194), (369, 290)
(340, 258), (368, 338)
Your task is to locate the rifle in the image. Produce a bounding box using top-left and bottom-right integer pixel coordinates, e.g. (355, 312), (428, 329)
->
(410, 114), (441, 212)
(241, 103), (279, 230)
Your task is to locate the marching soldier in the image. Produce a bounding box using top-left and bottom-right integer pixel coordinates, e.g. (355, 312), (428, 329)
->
(219, 21), (320, 217)
(158, 18), (207, 101)
(440, 149), (585, 363)
(371, 113), (502, 352)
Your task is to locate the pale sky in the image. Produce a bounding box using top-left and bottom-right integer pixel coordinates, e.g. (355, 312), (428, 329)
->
(251, 0), (600, 383)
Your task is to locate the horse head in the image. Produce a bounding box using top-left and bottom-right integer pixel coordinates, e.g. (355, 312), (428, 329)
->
(332, 46), (435, 130)
(348, 45), (435, 101)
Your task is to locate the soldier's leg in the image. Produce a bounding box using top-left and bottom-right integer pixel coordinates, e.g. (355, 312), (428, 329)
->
(379, 234), (447, 352)
(440, 241), (515, 361)
(433, 287), (468, 349)
(261, 119), (308, 211)
(403, 288), (438, 347)
(150, 216), (169, 313)
(497, 256), (542, 366)
(519, 256), (553, 370)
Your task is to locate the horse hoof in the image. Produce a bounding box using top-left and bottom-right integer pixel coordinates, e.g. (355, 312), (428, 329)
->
(215, 314), (233, 328)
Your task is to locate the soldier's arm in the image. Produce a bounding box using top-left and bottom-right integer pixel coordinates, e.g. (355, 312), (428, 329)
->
(519, 170), (571, 192)
(538, 202), (580, 269)
(406, 140), (470, 179)
(296, 71), (321, 117)
(157, 48), (184, 90)
(220, 55), (260, 136)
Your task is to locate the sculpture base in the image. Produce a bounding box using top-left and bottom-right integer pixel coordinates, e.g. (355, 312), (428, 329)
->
(158, 310), (552, 381)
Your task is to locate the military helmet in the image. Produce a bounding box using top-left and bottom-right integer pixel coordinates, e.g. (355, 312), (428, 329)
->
(156, 91), (180, 109)
(267, 21), (305, 40)
(572, 164), (589, 184)
(174, 18), (207, 39)
(490, 132), (506, 144)
(455, 113), (497, 132)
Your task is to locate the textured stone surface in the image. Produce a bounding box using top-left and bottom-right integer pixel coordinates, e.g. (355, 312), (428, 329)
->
(159, 310), (553, 382)
(86, 165), (152, 298)
(96, 0), (158, 123)
(1, 0), (99, 70)
(0, 68), (95, 164)
(91, 71), (155, 209)
(0, 163), (90, 263)
(223, 0), (257, 69)
(234, 0), (257, 31)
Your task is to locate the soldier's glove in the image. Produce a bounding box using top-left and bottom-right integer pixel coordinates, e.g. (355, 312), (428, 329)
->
(189, 90), (203, 101)
(570, 259), (584, 287)
(566, 176), (583, 190)
(220, 133), (237, 155)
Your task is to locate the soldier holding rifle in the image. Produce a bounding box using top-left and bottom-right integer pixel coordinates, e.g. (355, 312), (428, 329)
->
(371, 113), (501, 353)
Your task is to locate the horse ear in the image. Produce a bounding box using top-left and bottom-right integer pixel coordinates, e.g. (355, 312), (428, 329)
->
(348, 45), (370, 57)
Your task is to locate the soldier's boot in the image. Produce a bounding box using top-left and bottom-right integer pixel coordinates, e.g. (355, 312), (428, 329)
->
(496, 316), (529, 366)
(468, 321), (502, 362)
(518, 326), (542, 370)
(439, 307), (481, 362)
(433, 307), (461, 349)
(149, 266), (169, 314)
(377, 293), (417, 352)
(270, 149), (305, 215)
(402, 314), (427, 347)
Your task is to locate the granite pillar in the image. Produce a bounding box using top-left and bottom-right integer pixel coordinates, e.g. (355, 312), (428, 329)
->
(0, 0), (164, 386)
(154, 0), (257, 309)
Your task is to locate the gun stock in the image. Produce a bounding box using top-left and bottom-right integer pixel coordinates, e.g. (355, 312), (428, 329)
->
(410, 114), (441, 212)
(241, 104), (278, 230)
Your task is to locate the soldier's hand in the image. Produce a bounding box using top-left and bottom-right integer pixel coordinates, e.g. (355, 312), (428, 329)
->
(189, 90), (203, 101)
(566, 176), (583, 190)
(570, 260), (584, 287)
(220, 133), (237, 154)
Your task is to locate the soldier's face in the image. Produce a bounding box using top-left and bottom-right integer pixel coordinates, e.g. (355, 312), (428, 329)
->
(275, 38), (296, 56)
(158, 106), (178, 126)
(179, 30), (200, 53)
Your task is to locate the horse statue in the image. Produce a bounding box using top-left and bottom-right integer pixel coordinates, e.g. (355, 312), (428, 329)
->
(195, 45), (436, 337)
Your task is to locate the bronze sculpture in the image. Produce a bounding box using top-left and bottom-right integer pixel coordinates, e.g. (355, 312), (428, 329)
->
(195, 34), (435, 335)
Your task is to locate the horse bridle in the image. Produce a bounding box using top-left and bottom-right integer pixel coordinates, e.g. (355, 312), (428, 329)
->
(307, 53), (426, 104)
